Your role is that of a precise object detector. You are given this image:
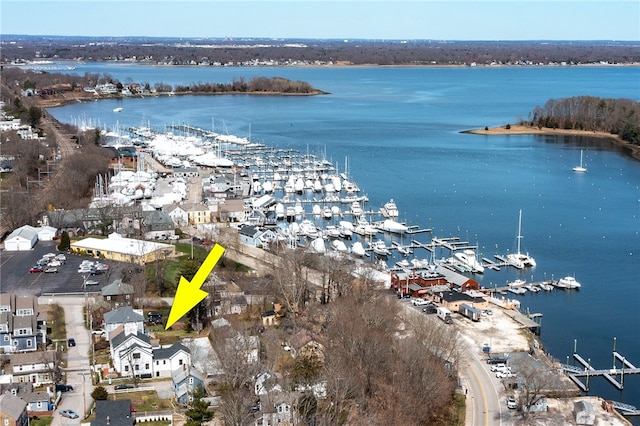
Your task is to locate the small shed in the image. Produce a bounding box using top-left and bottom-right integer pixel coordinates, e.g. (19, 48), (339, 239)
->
(574, 400), (595, 425)
(3, 226), (38, 251)
(36, 226), (57, 241)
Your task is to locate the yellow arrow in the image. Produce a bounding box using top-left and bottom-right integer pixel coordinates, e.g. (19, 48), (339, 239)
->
(165, 243), (225, 330)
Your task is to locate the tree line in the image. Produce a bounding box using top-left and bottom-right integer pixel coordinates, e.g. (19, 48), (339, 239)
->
(174, 76), (324, 94)
(526, 96), (640, 144)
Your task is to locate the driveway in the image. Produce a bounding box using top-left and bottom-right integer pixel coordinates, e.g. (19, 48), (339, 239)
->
(41, 296), (94, 425)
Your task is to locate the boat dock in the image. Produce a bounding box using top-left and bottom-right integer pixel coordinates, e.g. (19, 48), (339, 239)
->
(565, 345), (640, 392)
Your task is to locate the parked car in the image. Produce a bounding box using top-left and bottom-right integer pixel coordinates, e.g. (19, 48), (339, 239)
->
(412, 298), (431, 306)
(114, 384), (134, 390)
(490, 363), (508, 372)
(60, 409), (79, 419)
(67, 338), (76, 347)
(422, 305), (438, 314)
(29, 266), (44, 273)
(44, 267), (58, 273)
(91, 329), (105, 336)
(496, 371), (516, 379)
(84, 279), (100, 286)
(55, 384), (74, 392)
(507, 396), (518, 409)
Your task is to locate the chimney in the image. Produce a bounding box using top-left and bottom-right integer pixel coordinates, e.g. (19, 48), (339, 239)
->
(106, 416), (110, 425)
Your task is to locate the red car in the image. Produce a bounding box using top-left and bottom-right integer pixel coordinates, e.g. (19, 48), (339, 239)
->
(29, 266), (44, 273)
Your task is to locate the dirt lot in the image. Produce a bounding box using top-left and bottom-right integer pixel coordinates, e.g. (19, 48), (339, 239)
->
(454, 307), (531, 355)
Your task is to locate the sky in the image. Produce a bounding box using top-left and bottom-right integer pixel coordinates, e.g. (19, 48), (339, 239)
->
(1, 1), (639, 41)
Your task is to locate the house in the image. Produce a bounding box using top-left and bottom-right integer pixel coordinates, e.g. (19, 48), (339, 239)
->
(109, 329), (153, 378)
(172, 167), (199, 178)
(92, 400), (135, 426)
(172, 365), (204, 405)
(139, 209), (176, 240)
(0, 393), (29, 426)
(3, 226), (38, 251)
(103, 306), (145, 341)
(8, 351), (58, 386)
(255, 391), (297, 426)
(70, 233), (175, 266)
(0, 294), (43, 353)
(152, 342), (191, 378)
(238, 224), (276, 248)
(101, 280), (135, 309)
(105, 146), (138, 170)
(22, 391), (52, 412)
(218, 198), (251, 223)
(261, 310), (277, 327)
(182, 203), (214, 225)
(165, 204), (189, 227)
(574, 400), (595, 425)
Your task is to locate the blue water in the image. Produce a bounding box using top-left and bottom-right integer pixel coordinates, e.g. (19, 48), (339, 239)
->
(48, 64), (640, 411)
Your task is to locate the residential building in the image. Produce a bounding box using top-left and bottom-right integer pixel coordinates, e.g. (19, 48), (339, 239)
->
(164, 204), (189, 227)
(109, 329), (153, 378)
(103, 306), (145, 341)
(22, 392), (52, 412)
(8, 351), (58, 386)
(101, 280), (135, 309)
(0, 294), (43, 353)
(172, 365), (204, 405)
(92, 400), (135, 426)
(182, 203), (214, 225)
(0, 393), (29, 426)
(152, 342), (191, 378)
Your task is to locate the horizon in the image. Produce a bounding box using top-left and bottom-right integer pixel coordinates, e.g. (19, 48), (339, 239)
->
(2, 1), (639, 42)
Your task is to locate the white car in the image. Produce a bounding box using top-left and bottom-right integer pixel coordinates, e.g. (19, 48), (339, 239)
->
(496, 371), (516, 378)
(412, 299), (431, 306)
(507, 396), (518, 409)
(490, 363), (508, 372)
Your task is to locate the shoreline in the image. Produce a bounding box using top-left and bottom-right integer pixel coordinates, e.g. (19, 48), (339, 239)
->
(462, 124), (640, 161)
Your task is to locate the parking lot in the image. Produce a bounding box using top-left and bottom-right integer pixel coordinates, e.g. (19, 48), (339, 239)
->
(0, 241), (124, 296)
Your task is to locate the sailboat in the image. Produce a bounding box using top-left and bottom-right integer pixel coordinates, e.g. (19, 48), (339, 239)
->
(573, 150), (587, 172)
(506, 209), (536, 269)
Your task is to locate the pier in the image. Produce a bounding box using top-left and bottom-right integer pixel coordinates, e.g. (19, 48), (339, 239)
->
(566, 339), (640, 392)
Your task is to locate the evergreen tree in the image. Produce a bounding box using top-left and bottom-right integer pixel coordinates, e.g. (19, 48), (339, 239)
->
(58, 231), (71, 251)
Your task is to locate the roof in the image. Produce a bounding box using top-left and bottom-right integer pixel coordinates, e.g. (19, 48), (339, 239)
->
(14, 296), (37, 312)
(110, 330), (150, 351)
(9, 350), (57, 366)
(21, 391), (50, 403)
(438, 291), (476, 303)
(5, 225), (38, 242)
(93, 400), (134, 426)
(101, 279), (135, 297)
(104, 306), (145, 325)
(71, 233), (173, 257)
(172, 365), (204, 384)
(0, 393), (27, 419)
(0, 293), (15, 309)
(153, 342), (190, 360)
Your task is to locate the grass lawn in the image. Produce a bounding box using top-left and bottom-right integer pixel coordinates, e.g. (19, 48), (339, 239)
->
(114, 390), (173, 412)
(48, 304), (66, 341)
(29, 417), (53, 426)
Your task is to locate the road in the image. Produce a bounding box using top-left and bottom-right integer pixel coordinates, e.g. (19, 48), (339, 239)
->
(40, 296), (94, 425)
(461, 333), (503, 426)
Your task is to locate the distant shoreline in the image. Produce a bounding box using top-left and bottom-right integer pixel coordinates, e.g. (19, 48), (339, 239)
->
(462, 124), (640, 161)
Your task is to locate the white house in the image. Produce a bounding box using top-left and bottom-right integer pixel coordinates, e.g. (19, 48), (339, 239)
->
(109, 329), (154, 377)
(152, 342), (191, 378)
(103, 307), (145, 341)
(165, 204), (189, 227)
(8, 351), (58, 386)
(3, 226), (38, 251)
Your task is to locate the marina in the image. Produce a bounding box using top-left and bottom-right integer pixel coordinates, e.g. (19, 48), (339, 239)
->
(46, 63), (640, 412)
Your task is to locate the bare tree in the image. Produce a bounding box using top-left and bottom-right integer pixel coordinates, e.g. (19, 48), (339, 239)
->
(509, 354), (555, 419)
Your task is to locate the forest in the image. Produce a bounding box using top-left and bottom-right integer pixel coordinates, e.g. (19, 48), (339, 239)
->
(2, 36), (639, 66)
(525, 96), (640, 144)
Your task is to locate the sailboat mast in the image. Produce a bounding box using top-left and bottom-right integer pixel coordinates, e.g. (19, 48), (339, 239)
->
(516, 209), (523, 255)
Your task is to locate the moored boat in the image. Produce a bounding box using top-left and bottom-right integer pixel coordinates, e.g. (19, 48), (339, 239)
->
(556, 276), (582, 289)
(380, 199), (399, 218)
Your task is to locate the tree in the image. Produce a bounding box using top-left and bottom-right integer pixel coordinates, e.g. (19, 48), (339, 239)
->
(57, 231), (71, 251)
(91, 386), (109, 400)
(509, 355), (555, 419)
(185, 387), (213, 426)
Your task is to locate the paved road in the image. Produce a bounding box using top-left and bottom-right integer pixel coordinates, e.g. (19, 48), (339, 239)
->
(40, 296), (94, 425)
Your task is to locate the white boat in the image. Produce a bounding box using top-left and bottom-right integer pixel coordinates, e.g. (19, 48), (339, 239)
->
(506, 209), (536, 269)
(354, 219), (378, 236)
(379, 219), (408, 234)
(113, 107), (124, 112)
(351, 201), (363, 217)
(556, 276), (582, 289)
(454, 249), (485, 273)
(313, 179), (323, 193)
(538, 281), (554, 291)
(508, 286), (527, 295)
(524, 284), (540, 292)
(369, 240), (391, 257)
(396, 259), (411, 268)
(380, 199), (399, 218)
(310, 237), (326, 254)
(351, 241), (366, 257)
(325, 225), (341, 239)
(331, 239), (348, 252)
(299, 220), (319, 238)
(573, 150), (587, 172)
(508, 278), (527, 287)
(322, 206), (333, 219)
(275, 203), (286, 220)
(337, 223), (353, 239)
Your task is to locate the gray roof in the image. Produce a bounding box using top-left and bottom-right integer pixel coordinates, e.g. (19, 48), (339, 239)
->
(101, 279), (134, 297)
(93, 400), (134, 426)
(21, 391), (50, 403)
(110, 331), (150, 351)
(6, 225), (38, 242)
(153, 342), (190, 360)
(104, 306), (144, 325)
(172, 365), (204, 384)
(0, 393), (27, 419)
